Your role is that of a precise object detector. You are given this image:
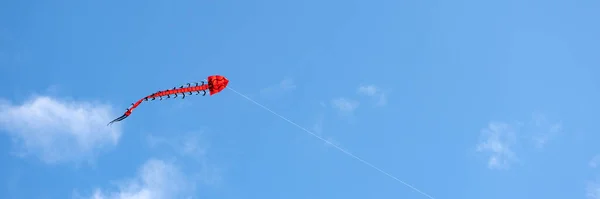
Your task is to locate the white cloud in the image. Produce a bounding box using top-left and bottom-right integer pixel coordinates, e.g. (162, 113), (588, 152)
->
(260, 78), (296, 97)
(590, 155), (600, 169)
(147, 134), (208, 160)
(310, 113), (340, 148)
(0, 96), (121, 164)
(147, 133), (222, 186)
(78, 133), (221, 199)
(330, 98), (359, 114)
(325, 84), (387, 116)
(357, 84), (387, 106)
(82, 159), (194, 199)
(475, 113), (563, 170)
(476, 122), (517, 170)
(279, 78), (296, 90)
(588, 155), (600, 199)
(587, 181), (600, 199)
(357, 85), (378, 96)
(529, 113), (562, 149)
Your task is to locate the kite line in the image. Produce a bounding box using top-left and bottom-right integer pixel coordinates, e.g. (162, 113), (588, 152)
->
(227, 87), (436, 199)
(106, 74), (435, 199)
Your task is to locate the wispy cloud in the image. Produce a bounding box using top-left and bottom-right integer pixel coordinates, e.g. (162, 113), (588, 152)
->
(590, 155), (600, 169)
(78, 133), (222, 199)
(0, 96), (121, 164)
(326, 84), (387, 117)
(260, 78), (296, 98)
(587, 181), (600, 199)
(529, 113), (562, 149)
(147, 133), (222, 186)
(79, 159), (195, 199)
(147, 133), (208, 160)
(330, 98), (359, 115)
(311, 113), (340, 148)
(278, 78), (296, 90)
(475, 113), (563, 170)
(476, 122), (518, 170)
(357, 84), (387, 106)
(588, 156), (600, 199)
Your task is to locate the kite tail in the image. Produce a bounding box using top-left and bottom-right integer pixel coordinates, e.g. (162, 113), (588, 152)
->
(106, 75), (229, 126)
(145, 81), (211, 101)
(107, 113), (129, 126)
(106, 81), (210, 126)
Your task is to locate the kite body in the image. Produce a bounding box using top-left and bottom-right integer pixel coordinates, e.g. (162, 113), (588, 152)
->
(108, 75), (229, 125)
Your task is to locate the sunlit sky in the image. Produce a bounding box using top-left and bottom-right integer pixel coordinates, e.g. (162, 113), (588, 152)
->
(1, 0), (599, 199)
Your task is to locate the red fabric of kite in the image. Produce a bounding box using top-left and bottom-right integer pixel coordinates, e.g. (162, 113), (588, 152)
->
(107, 75), (229, 125)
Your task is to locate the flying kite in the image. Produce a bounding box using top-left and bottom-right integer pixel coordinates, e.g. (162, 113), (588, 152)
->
(107, 74), (229, 125)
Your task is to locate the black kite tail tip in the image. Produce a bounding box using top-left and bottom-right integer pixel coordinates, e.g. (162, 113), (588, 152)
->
(107, 114), (128, 126)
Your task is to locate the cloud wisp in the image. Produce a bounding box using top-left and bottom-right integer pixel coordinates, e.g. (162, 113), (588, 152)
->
(476, 122), (518, 170)
(79, 132), (222, 199)
(587, 155), (600, 199)
(260, 78), (296, 98)
(357, 84), (387, 106)
(311, 113), (341, 149)
(83, 159), (194, 199)
(475, 113), (562, 170)
(587, 180), (600, 199)
(529, 113), (562, 149)
(328, 84), (387, 116)
(0, 96), (121, 164)
(590, 155), (600, 169)
(330, 98), (359, 115)
(147, 133), (223, 186)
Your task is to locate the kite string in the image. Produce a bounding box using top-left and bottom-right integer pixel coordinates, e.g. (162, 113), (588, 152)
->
(226, 87), (436, 199)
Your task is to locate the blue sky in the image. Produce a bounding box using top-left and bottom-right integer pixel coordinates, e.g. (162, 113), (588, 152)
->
(0, 0), (599, 198)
